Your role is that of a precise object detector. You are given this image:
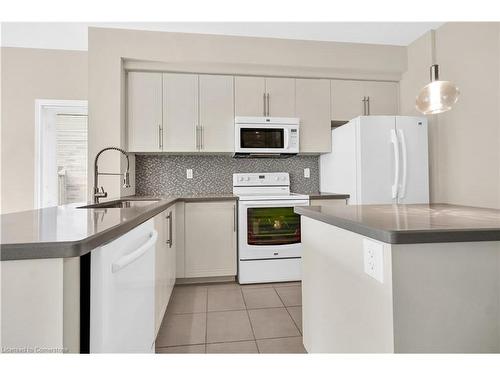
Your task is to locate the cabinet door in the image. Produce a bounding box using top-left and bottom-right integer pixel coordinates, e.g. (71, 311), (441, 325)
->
(163, 73), (198, 151)
(154, 210), (167, 334)
(296, 78), (331, 153)
(185, 201), (237, 278)
(127, 72), (162, 152)
(265, 77), (295, 117)
(365, 81), (399, 115)
(234, 76), (266, 116)
(199, 75), (234, 152)
(330, 80), (365, 121)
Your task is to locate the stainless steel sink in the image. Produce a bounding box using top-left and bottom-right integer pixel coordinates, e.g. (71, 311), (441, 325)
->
(78, 199), (160, 209)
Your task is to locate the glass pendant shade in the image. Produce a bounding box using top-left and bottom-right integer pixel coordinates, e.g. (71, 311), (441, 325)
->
(416, 64), (460, 115)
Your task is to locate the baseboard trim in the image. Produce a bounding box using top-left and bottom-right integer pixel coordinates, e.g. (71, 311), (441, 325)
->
(175, 276), (236, 285)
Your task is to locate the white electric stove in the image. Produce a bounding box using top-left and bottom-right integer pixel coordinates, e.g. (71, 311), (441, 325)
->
(233, 173), (309, 284)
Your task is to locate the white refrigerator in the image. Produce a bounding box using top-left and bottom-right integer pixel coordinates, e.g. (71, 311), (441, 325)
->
(320, 116), (429, 205)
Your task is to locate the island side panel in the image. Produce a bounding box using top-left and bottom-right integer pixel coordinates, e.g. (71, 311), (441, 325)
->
(301, 216), (395, 353)
(1, 258), (64, 352)
(391, 241), (500, 353)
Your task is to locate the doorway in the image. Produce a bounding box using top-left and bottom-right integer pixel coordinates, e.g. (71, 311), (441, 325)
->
(35, 100), (88, 208)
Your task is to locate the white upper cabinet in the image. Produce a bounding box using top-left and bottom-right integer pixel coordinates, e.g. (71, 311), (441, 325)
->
(199, 75), (234, 152)
(364, 81), (399, 115)
(295, 78), (331, 153)
(127, 71), (398, 154)
(127, 72), (163, 152)
(162, 73), (198, 152)
(234, 76), (295, 117)
(234, 76), (266, 116)
(330, 80), (366, 121)
(331, 79), (399, 121)
(265, 77), (295, 117)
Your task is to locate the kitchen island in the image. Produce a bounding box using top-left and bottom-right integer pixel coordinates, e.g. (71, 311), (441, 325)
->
(0, 194), (237, 353)
(295, 203), (500, 353)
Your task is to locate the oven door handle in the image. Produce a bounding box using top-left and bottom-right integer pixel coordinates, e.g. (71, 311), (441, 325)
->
(239, 200), (310, 208)
(283, 128), (289, 150)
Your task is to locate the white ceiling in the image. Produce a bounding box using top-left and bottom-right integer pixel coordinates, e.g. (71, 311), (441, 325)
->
(1, 22), (443, 51)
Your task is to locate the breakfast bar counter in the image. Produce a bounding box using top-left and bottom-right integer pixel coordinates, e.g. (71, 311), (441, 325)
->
(0, 194), (237, 261)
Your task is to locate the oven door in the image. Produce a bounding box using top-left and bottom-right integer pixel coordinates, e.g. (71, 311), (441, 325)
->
(238, 199), (309, 260)
(235, 124), (295, 154)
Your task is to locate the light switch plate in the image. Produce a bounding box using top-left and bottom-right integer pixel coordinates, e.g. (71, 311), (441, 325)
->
(304, 168), (310, 178)
(186, 169), (193, 179)
(363, 238), (384, 283)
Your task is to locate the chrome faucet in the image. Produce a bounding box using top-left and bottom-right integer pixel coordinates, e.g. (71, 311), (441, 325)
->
(93, 147), (131, 204)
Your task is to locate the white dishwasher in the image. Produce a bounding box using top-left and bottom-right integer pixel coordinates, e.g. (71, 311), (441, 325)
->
(90, 219), (156, 353)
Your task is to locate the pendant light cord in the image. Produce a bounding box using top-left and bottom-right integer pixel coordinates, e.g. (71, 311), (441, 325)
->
(430, 30), (438, 82)
(431, 29), (436, 65)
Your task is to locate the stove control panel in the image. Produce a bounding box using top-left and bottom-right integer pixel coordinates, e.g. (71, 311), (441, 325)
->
(233, 172), (290, 187)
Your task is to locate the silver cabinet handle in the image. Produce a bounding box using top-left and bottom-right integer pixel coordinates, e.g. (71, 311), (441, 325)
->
(158, 125), (162, 150)
(201, 126), (204, 150)
(366, 96), (371, 115)
(263, 93), (267, 116)
(266, 93), (270, 116)
(362, 97), (367, 116)
(233, 204), (237, 232)
(196, 126), (200, 150)
(165, 211), (173, 248)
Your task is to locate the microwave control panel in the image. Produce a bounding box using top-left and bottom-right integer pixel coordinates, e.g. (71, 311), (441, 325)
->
(289, 128), (299, 149)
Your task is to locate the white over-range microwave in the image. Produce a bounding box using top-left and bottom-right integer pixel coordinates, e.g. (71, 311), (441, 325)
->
(234, 116), (300, 158)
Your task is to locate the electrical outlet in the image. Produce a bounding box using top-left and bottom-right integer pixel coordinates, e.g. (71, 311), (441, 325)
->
(363, 239), (384, 283)
(304, 168), (310, 178)
(186, 169), (193, 179)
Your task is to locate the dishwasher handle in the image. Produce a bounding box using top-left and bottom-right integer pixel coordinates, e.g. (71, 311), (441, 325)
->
(112, 230), (158, 273)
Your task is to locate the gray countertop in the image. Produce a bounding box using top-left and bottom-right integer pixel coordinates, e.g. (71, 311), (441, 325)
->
(1, 194), (237, 261)
(295, 203), (500, 244)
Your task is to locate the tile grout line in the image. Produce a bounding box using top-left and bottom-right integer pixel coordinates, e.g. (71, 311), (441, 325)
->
(240, 287), (259, 353)
(169, 304), (301, 315)
(158, 334), (302, 349)
(274, 285), (303, 335)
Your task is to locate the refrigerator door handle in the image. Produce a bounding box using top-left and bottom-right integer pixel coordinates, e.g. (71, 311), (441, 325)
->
(398, 129), (408, 199)
(390, 129), (400, 199)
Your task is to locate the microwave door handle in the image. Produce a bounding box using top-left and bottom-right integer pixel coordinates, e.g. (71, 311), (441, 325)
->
(283, 128), (289, 150)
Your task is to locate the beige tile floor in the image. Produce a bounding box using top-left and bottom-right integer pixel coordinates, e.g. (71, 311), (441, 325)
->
(155, 281), (306, 354)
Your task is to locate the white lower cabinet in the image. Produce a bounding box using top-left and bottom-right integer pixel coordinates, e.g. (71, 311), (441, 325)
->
(184, 201), (237, 278)
(154, 205), (177, 335)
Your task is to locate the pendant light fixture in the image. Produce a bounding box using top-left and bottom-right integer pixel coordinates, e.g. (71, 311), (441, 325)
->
(415, 30), (460, 115)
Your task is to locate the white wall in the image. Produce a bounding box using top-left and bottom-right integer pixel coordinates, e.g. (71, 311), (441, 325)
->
(1, 47), (88, 213)
(399, 23), (500, 209)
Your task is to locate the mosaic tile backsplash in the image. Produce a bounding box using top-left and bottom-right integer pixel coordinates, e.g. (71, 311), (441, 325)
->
(135, 155), (320, 196)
